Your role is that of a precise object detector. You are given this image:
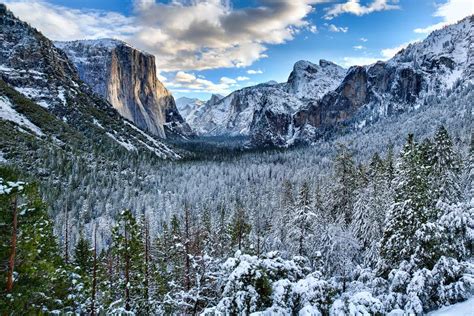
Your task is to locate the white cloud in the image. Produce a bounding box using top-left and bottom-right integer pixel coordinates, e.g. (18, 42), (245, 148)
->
(324, 0), (400, 20)
(308, 25), (318, 33)
(380, 40), (418, 58)
(167, 71), (235, 95)
(247, 69), (263, 75)
(236, 76), (250, 81)
(340, 56), (380, 67)
(220, 77), (237, 84)
(343, 39), (420, 67)
(353, 45), (365, 50)
(327, 24), (349, 33)
(359, 37), (368, 42)
(4, 0), (328, 72)
(414, 0), (474, 34)
(3, 0), (138, 41)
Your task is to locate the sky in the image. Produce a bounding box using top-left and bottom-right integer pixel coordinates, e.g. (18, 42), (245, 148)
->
(3, 0), (473, 100)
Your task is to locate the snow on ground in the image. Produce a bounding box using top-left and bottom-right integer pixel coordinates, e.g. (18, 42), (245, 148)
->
(124, 121), (181, 159)
(428, 297), (474, 316)
(106, 132), (137, 152)
(0, 151), (6, 163)
(0, 96), (44, 136)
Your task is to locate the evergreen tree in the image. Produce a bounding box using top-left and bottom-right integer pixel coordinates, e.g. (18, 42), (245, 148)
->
(288, 182), (316, 259)
(378, 134), (430, 275)
(0, 168), (75, 314)
(108, 209), (146, 313)
(333, 144), (358, 226)
(228, 205), (251, 252)
(352, 152), (392, 267)
(74, 230), (93, 275)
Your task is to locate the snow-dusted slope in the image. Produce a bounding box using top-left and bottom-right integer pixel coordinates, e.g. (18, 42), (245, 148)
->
(0, 4), (181, 159)
(189, 60), (346, 140)
(286, 59), (347, 99)
(175, 96), (205, 124)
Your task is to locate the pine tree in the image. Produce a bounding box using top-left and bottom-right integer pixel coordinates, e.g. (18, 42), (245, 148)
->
(431, 126), (462, 205)
(0, 169), (74, 314)
(271, 180), (294, 252)
(378, 134), (430, 275)
(109, 209), (145, 313)
(288, 182), (316, 259)
(229, 204), (251, 252)
(333, 144), (358, 226)
(74, 230), (92, 275)
(352, 153), (392, 267)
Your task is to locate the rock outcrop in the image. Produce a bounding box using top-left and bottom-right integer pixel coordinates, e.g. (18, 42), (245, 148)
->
(55, 39), (192, 138)
(187, 60), (346, 140)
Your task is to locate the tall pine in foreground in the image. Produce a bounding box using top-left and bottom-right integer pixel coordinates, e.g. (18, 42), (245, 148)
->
(0, 168), (75, 314)
(107, 209), (146, 314)
(332, 144), (358, 226)
(378, 134), (430, 275)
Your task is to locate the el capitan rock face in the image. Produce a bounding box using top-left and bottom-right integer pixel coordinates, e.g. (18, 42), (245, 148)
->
(55, 39), (192, 138)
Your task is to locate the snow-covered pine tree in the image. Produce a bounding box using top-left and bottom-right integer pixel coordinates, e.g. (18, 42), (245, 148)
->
(378, 134), (430, 275)
(332, 143), (358, 226)
(271, 179), (294, 253)
(288, 182), (316, 260)
(352, 152), (392, 267)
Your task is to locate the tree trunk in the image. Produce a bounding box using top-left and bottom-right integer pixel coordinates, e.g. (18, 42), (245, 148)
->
(64, 205), (69, 263)
(91, 226), (97, 316)
(124, 222), (131, 311)
(6, 194), (18, 292)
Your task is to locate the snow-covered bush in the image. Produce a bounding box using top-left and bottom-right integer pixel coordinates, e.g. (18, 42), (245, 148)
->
(330, 291), (384, 316)
(203, 252), (337, 315)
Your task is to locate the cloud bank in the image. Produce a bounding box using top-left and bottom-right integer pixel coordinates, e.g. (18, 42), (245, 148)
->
(5, 0), (325, 72)
(414, 0), (474, 34)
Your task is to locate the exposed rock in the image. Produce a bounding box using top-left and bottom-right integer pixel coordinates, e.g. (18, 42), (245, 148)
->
(55, 39), (192, 138)
(188, 60), (346, 138)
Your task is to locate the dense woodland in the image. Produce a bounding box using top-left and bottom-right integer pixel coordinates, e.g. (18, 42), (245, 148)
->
(1, 124), (473, 315)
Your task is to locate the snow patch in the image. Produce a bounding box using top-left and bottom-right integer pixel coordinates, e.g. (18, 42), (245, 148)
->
(106, 132), (137, 152)
(427, 297), (474, 316)
(0, 151), (7, 163)
(0, 96), (44, 136)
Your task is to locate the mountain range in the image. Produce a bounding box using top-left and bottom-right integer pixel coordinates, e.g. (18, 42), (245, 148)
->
(177, 15), (473, 147)
(0, 2), (472, 156)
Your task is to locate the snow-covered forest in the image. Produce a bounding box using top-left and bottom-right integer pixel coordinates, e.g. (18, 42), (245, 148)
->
(1, 120), (473, 314)
(0, 2), (473, 314)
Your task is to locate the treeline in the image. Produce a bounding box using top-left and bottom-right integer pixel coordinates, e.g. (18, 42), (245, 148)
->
(1, 126), (472, 314)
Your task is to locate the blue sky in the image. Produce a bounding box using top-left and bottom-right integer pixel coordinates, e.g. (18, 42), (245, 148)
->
(4, 0), (473, 100)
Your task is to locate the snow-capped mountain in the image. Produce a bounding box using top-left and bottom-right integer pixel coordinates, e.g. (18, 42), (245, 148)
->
(0, 4), (181, 159)
(54, 39), (192, 138)
(189, 15), (473, 147)
(188, 60), (346, 141)
(176, 96), (205, 123)
(304, 15), (473, 134)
